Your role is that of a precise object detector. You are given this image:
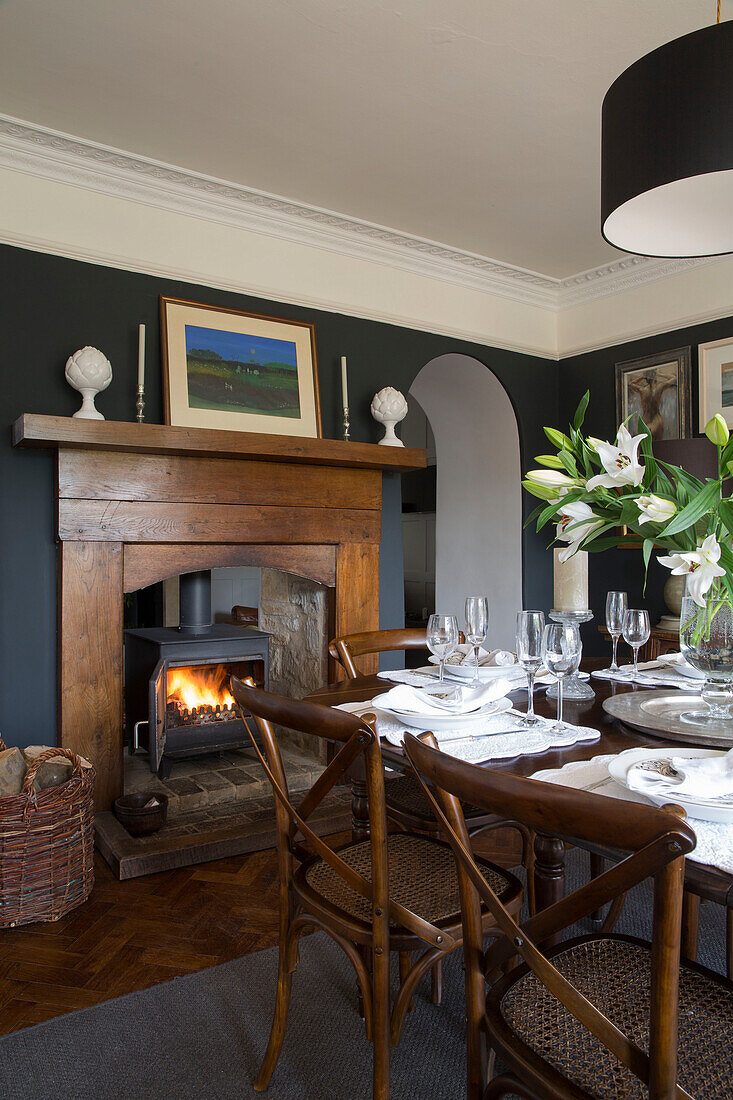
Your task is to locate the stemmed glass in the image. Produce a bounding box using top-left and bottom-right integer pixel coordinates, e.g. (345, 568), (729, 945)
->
(622, 609), (650, 679)
(605, 591), (628, 673)
(516, 611), (545, 725)
(541, 622), (581, 731)
(465, 597), (489, 688)
(427, 614), (460, 683)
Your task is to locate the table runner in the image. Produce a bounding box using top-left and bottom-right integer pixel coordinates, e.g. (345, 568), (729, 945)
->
(531, 754), (733, 874)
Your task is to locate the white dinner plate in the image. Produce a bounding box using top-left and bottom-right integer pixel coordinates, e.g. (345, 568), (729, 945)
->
(607, 746), (733, 823)
(374, 695), (513, 731)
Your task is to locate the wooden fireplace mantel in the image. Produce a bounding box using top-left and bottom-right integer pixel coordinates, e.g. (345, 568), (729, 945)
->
(12, 414), (426, 472)
(13, 414), (426, 810)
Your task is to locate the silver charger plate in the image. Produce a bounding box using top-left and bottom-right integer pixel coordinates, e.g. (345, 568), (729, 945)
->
(603, 690), (733, 749)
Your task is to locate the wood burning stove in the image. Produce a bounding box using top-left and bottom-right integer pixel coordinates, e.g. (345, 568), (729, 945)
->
(124, 571), (270, 778)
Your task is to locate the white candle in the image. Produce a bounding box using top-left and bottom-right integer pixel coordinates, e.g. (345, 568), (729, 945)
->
(137, 324), (146, 388)
(340, 356), (348, 409)
(553, 549), (589, 612)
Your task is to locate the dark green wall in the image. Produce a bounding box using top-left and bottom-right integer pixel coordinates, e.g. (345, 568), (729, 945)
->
(0, 243), (557, 747)
(560, 314), (733, 656)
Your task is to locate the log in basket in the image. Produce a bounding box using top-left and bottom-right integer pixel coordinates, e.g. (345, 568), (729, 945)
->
(0, 738), (95, 928)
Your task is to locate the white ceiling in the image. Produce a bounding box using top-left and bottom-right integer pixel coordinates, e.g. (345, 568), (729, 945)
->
(0, 0), (725, 278)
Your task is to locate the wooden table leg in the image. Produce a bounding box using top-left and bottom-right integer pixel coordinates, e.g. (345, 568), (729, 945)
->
(681, 891), (701, 964)
(533, 833), (566, 946)
(727, 908), (733, 980)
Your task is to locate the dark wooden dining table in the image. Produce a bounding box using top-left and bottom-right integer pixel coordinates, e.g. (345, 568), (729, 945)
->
(306, 671), (733, 971)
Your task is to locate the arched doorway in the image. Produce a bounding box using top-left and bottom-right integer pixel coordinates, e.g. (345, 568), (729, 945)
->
(408, 354), (522, 648)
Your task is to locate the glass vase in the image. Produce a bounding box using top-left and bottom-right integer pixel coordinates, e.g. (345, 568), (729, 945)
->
(679, 592), (733, 726)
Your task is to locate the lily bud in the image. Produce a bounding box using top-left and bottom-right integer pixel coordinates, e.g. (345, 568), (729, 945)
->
(534, 454), (565, 469)
(543, 426), (573, 451)
(522, 479), (560, 501)
(705, 414), (729, 447)
(525, 469), (578, 489)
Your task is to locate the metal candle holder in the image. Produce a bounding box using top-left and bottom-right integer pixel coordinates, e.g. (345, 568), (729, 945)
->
(136, 384), (145, 423)
(342, 405), (350, 442)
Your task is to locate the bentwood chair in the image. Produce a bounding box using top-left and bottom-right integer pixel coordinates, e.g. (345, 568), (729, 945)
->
(330, 627), (536, 920)
(404, 732), (733, 1100)
(230, 677), (522, 1100)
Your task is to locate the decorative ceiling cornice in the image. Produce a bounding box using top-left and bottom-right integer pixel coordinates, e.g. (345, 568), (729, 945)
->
(0, 114), (716, 314)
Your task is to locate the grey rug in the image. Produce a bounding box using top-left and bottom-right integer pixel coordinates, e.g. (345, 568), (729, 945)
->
(0, 856), (726, 1100)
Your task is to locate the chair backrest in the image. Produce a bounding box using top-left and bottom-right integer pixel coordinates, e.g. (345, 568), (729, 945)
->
(229, 676), (454, 953)
(329, 626), (465, 678)
(403, 732), (697, 1100)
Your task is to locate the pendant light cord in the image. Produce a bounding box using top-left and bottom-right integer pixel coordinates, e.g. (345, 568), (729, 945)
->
(719, 0), (722, 24)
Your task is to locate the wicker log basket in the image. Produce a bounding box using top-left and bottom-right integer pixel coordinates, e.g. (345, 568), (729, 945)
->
(0, 737), (95, 928)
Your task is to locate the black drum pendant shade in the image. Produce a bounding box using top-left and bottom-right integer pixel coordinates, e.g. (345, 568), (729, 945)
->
(601, 20), (733, 257)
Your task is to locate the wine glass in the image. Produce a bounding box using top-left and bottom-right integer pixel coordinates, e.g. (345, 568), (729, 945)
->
(516, 611), (545, 725)
(622, 609), (650, 678)
(427, 614), (459, 683)
(541, 622), (581, 730)
(465, 597), (489, 688)
(605, 591), (628, 673)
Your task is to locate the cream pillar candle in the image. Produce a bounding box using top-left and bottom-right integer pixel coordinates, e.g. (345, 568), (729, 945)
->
(553, 549), (589, 612)
(137, 324), (146, 388)
(340, 356), (349, 408)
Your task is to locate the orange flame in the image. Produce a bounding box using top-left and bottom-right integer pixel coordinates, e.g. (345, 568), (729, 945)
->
(167, 665), (235, 711)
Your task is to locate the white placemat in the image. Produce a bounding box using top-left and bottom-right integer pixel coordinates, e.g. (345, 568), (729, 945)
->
(592, 662), (701, 690)
(530, 754), (733, 875)
(336, 701), (600, 764)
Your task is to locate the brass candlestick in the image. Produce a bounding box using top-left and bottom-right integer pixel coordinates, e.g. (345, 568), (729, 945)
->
(342, 405), (350, 441)
(136, 384), (145, 423)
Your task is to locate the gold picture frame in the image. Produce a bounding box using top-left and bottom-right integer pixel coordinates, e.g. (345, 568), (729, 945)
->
(160, 296), (322, 438)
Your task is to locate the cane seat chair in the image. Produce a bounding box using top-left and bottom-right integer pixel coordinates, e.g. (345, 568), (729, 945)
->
(230, 677), (522, 1100)
(403, 731), (733, 1100)
(329, 628), (536, 914)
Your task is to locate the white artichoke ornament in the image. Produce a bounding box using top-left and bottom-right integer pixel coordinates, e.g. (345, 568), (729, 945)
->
(65, 346), (113, 419)
(370, 387), (408, 447)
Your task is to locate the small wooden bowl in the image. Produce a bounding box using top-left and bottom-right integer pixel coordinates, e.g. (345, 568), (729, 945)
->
(114, 792), (168, 836)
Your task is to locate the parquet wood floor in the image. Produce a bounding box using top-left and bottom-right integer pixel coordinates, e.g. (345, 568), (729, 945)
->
(0, 827), (521, 1038)
(0, 835), (340, 1037)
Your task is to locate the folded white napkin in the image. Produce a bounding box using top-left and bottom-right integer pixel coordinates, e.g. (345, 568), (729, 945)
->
(447, 644), (516, 667)
(654, 652), (705, 680)
(626, 750), (733, 800)
(375, 679), (511, 715)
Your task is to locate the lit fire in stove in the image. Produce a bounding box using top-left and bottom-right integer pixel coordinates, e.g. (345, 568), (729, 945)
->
(166, 664), (236, 725)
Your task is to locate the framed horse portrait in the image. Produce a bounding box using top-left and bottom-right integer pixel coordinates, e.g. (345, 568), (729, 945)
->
(615, 347), (691, 441)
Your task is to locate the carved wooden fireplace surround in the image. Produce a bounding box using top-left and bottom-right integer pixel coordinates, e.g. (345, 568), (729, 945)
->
(13, 414), (426, 810)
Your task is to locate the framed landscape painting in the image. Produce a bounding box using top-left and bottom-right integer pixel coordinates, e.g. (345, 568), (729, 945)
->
(160, 297), (322, 438)
(615, 347), (691, 441)
(698, 337), (733, 432)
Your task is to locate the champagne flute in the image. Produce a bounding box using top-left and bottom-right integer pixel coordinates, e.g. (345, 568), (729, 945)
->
(516, 611), (545, 725)
(605, 591), (627, 673)
(541, 622), (581, 731)
(427, 614), (459, 683)
(622, 609), (650, 679)
(465, 596), (489, 688)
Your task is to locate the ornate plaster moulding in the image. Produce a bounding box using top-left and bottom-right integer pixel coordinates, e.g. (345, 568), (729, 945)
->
(0, 114), (716, 316)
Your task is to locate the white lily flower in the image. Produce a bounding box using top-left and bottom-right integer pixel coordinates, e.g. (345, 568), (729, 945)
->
(636, 494), (677, 525)
(658, 534), (726, 607)
(585, 424), (646, 491)
(556, 501), (604, 562)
